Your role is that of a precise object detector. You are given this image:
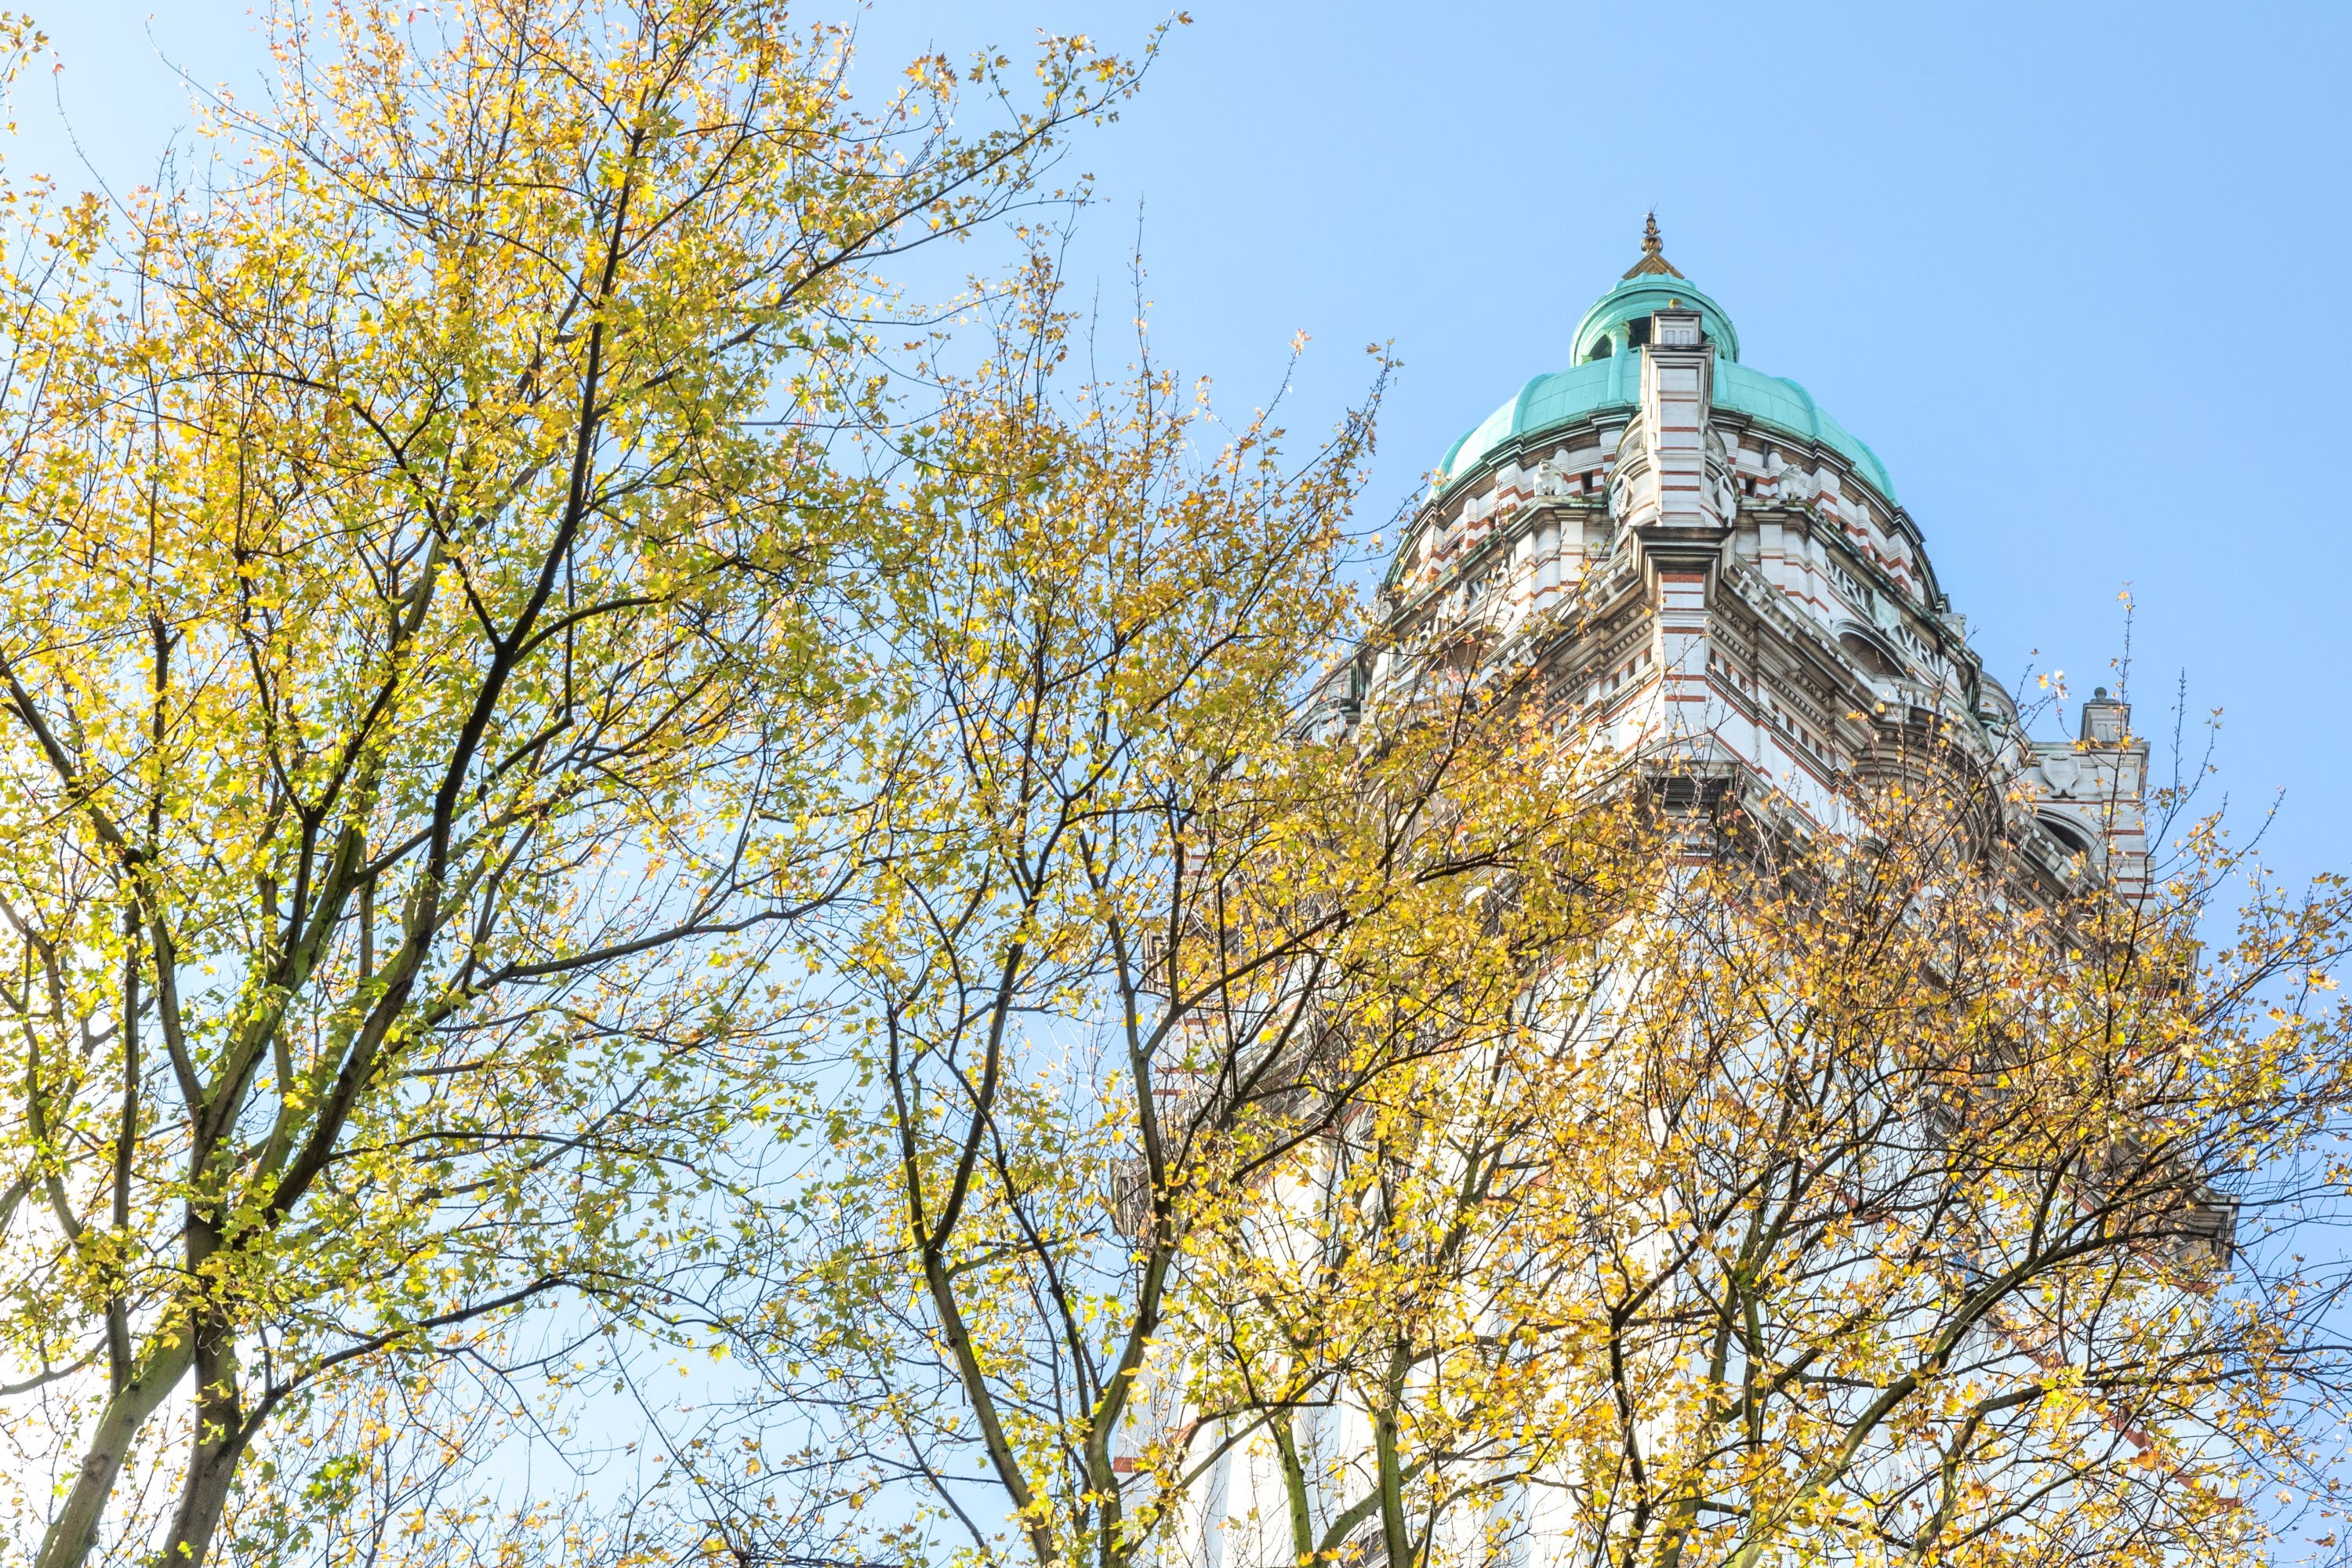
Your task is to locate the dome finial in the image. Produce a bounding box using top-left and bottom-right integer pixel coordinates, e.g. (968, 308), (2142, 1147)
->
(1624, 211), (1685, 279)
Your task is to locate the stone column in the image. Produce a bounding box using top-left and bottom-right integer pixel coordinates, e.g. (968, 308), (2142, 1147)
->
(1639, 308), (1715, 532)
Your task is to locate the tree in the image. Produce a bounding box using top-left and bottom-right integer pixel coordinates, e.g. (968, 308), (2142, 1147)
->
(1171, 895), (1637, 1568)
(704, 270), (1646, 1568)
(1175, 757), (2352, 1568)
(0, 3), (1145, 1563)
(1527, 775), (2352, 1568)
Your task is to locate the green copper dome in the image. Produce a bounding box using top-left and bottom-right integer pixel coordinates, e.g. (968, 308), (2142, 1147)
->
(1436, 229), (1897, 503)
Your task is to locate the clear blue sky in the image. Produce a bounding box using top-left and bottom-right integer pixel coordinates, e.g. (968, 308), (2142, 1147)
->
(20, 0), (2352, 873)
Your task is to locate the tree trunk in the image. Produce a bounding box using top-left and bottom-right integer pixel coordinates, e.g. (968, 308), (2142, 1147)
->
(1271, 1410), (1316, 1566)
(33, 1338), (194, 1568)
(161, 1437), (246, 1567)
(1374, 1384), (1413, 1568)
(161, 1303), (248, 1567)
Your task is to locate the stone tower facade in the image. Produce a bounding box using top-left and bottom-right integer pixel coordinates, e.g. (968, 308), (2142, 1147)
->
(1311, 223), (2145, 894)
(1156, 230), (2199, 1568)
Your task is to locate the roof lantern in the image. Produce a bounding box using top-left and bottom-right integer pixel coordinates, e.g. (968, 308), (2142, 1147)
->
(1572, 218), (1740, 365)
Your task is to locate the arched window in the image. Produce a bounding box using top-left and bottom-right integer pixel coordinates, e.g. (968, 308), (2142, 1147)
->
(1587, 336), (1613, 361)
(1837, 631), (1902, 681)
(2038, 814), (2093, 858)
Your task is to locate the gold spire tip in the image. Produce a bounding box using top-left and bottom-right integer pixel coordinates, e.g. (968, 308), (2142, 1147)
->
(1623, 211), (1685, 279)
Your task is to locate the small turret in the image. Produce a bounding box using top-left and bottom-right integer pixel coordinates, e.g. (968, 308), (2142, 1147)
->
(2080, 685), (2129, 744)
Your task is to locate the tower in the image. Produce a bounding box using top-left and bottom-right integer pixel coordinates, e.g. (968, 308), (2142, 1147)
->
(1316, 222), (2145, 895)
(1163, 228), (2231, 1568)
